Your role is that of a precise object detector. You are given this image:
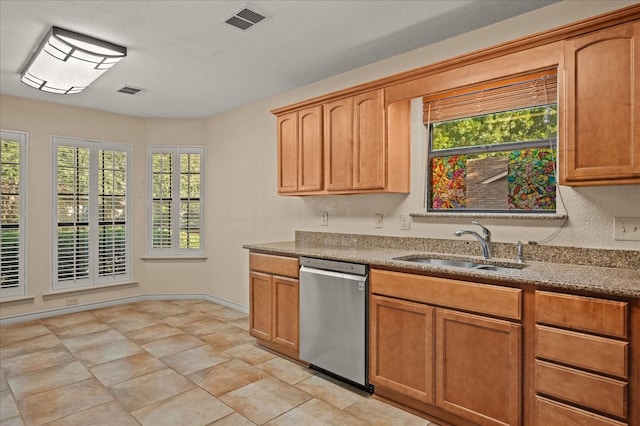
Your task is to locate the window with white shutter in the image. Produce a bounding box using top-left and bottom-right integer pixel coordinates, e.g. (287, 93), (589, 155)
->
(148, 146), (204, 255)
(53, 137), (131, 289)
(1, 130), (27, 297)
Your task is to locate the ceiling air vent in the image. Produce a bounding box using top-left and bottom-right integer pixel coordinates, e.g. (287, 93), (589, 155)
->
(225, 6), (267, 30)
(118, 86), (142, 95)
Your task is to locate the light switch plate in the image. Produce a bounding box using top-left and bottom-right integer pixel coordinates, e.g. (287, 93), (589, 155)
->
(375, 213), (383, 228)
(614, 217), (640, 241)
(399, 214), (410, 230)
(320, 212), (328, 226)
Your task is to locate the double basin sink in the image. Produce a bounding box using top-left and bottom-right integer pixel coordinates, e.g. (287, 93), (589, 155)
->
(393, 255), (526, 273)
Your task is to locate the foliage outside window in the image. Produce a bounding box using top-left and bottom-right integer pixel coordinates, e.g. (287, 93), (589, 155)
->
(53, 137), (131, 289)
(1, 131), (26, 297)
(148, 146), (204, 255)
(425, 72), (558, 213)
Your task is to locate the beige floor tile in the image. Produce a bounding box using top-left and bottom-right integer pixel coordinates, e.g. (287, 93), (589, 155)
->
(219, 376), (312, 425)
(134, 300), (192, 318)
(344, 397), (431, 426)
(124, 322), (183, 344)
(109, 368), (195, 412)
(73, 338), (142, 367)
(0, 415), (24, 426)
(180, 317), (233, 337)
(0, 333), (61, 360)
(17, 378), (113, 425)
(41, 311), (96, 329)
(46, 319), (111, 338)
(256, 356), (315, 384)
(1, 389), (20, 421)
(295, 374), (366, 410)
(188, 358), (269, 396)
(0, 345), (75, 377)
(0, 370), (8, 392)
(208, 412), (256, 425)
(89, 305), (139, 321)
(90, 351), (167, 387)
(267, 398), (368, 426)
(223, 342), (277, 365)
(7, 361), (92, 399)
(201, 327), (256, 351)
(132, 387), (234, 426)
(209, 307), (248, 322)
(229, 316), (249, 331)
(0, 321), (51, 346)
(141, 332), (204, 358)
(102, 310), (161, 333)
(162, 310), (211, 327)
(45, 400), (139, 426)
(60, 328), (127, 352)
(161, 345), (230, 375)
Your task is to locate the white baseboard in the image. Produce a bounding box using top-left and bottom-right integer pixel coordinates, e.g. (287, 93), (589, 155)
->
(0, 294), (248, 325)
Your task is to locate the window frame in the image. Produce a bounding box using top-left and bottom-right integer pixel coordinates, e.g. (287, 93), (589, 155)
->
(1, 130), (27, 298)
(51, 136), (132, 290)
(147, 146), (205, 256)
(424, 73), (558, 214)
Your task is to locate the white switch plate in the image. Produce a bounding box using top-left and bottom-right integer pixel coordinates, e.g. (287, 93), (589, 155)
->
(399, 214), (410, 230)
(320, 212), (328, 226)
(614, 217), (640, 241)
(374, 213), (383, 228)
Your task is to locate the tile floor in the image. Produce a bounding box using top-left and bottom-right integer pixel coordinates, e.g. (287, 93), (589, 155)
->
(1, 300), (438, 425)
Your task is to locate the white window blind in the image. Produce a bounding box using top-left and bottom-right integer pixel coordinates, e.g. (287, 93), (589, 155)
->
(148, 146), (204, 255)
(53, 137), (131, 289)
(1, 130), (27, 297)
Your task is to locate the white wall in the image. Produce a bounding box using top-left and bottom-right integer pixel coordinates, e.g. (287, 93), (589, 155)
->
(1, 0), (638, 319)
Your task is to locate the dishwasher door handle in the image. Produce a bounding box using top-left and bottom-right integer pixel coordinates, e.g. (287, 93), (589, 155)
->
(300, 265), (367, 283)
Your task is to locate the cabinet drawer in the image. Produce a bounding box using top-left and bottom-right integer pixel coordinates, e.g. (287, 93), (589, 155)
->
(535, 291), (628, 338)
(535, 396), (627, 426)
(535, 360), (627, 418)
(536, 325), (628, 378)
(249, 253), (299, 277)
(370, 269), (521, 320)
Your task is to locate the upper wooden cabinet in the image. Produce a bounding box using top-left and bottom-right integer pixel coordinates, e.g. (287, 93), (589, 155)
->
(277, 105), (323, 193)
(276, 89), (410, 195)
(561, 21), (640, 185)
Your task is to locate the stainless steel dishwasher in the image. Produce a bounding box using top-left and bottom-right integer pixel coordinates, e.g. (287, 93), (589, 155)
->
(299, 257), (372, 392)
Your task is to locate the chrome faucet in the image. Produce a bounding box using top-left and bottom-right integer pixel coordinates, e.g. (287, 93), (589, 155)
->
(454, 221), (492, 259)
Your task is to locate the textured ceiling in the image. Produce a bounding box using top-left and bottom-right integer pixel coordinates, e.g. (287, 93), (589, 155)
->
(0, 1), (558, 118)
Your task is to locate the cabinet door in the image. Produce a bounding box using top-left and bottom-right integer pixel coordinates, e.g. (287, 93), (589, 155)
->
(249, 272), (273, 341)
(353, 89), (385, 189)
(370, 295), (434, 404)
(324, 97), (354, 190)
(436, 309), (521, 426)
(562, 21), (640, 184)
(272, 276), (299, 351)
(298, 105), (323, 192)
(277, 111), (299, 193)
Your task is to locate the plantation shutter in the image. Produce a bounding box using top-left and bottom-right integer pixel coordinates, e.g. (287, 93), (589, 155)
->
(423, 70), (557, 124)
(1, 131), (26, 297)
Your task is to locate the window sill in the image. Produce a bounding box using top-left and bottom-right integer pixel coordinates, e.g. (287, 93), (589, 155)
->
(140, 256), (208, 263)
(42, 281), (139, 300)
(0, 294), (35, 306)
(410, 212), (567, 220)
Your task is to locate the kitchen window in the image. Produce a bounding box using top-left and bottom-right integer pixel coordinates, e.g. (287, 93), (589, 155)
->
(147, 146), (204, 256)
(52, 137), (131, 290)
(425, 71), (557, 213)
(1, 130), (27, 297)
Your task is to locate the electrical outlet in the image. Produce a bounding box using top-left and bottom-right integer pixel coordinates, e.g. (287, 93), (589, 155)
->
(399, 214), (410, 230)
(614, 217), (640, 241)
(374, 213), (383, 228)
(320, 212), (328, 226)
(66, 296), (79, 306)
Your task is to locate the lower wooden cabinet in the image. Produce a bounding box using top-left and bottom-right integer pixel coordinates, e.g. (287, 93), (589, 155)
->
(249, 253), (300, 359)
(436, 309), (521, 426)
(370, 269), (522, 426)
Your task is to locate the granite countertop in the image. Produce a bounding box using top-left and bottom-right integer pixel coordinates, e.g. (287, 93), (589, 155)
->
(243, 238), (640, 299)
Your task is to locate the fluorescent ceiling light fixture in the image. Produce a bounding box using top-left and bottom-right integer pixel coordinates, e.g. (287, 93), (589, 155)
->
(20, 26), (126, 95)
